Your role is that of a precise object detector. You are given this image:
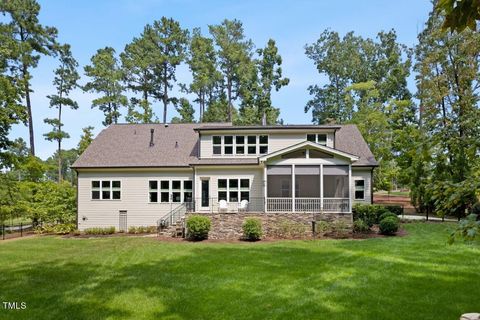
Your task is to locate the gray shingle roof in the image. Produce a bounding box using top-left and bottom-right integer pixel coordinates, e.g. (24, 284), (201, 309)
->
(72, 123), (377, 168)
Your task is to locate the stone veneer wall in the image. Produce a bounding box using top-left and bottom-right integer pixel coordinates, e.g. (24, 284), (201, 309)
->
(187, 212), (353, 240)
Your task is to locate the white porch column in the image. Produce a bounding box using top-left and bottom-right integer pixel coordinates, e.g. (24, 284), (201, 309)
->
(348, 164), (352, 213)
(263, 163), (267, 213)
(292, 164), (296, 212)
(320, 164), (323, 212)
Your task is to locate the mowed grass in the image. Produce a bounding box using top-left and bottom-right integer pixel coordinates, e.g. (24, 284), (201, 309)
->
(0, 223), (479, 320)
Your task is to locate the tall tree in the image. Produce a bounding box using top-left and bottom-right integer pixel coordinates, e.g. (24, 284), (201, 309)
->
(84, 47), (127, 125)
(209, 19), (254, 122)
(239, 39), (289, 125)
(0, 0), (58, 156)
(77, 126), (95, 155)
(144, 17), (189, 123)
(43, 44), (79, 182)
(437, 0), (480, 31)
(0, 22), (26, 168)
(414, 7), (480, 217)
(185, 28), (222, 121)
(121, 35), (157, 123)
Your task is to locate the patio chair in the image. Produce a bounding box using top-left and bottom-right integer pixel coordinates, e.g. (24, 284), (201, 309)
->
(239, 200), (249, 212)
(219, 200), (228, 213)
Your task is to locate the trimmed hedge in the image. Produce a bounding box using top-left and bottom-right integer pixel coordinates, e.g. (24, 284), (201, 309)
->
(379, 212), (399, 221)
(384, 205), (403, 216)
(128, 226), (157, 234)
(242, 218), (263, 241)
(186, 215), (211, 240)
(353, 204), (399, 226)
(379, 217), (399, 235)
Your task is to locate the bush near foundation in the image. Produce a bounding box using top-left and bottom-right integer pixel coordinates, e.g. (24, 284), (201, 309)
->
(242, 218), (262, 241)
(186, 215), (211, 240)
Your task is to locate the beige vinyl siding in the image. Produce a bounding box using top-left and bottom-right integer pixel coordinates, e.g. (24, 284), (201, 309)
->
(195, 167), (264, 211)
(199, 131), (335, 158)
(351, 169), (372, 204)
(77, 170), (193, 231)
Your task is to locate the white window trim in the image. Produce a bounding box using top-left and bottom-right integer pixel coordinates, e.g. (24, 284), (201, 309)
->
(217, 178), (250, 203)
(354, 178), (366, 201)
(91, 179), (122, 201)
(148, 178), (193, 204)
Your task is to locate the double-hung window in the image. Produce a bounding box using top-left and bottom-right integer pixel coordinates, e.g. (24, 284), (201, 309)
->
(354, 179), (365, 200)
(247, 136), (257, 154)
(259, 135), (268, 154)
(217, 178), (250, 202)
(91, 180), (121, 200)
(160, 180), (170, 202)
(213, 136), (222, 155)
(236, 136), (245, 154)
(172, 180), (181, 202)
(224, 136), (233, 155)
(149, 181), (158, 202)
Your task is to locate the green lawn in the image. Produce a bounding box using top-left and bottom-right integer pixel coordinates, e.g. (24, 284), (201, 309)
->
(0, 223), (479, 320)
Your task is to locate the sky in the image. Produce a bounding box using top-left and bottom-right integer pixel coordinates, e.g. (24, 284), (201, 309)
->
(8, 0), (433, 159)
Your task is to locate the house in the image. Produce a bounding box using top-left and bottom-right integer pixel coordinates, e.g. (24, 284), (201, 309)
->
(71, 123), (377, 231)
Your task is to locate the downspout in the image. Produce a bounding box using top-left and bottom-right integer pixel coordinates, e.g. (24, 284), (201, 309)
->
(371, 167), (375, 204)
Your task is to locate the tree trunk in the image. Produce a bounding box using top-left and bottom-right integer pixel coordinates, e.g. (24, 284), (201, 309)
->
(58, 103), (62, 183)
(163, 67), (168, 124)
(227, 79), (232, 122)
(23, 65), (35, 156)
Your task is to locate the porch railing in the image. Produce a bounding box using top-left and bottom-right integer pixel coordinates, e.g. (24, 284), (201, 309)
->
(267, 197), (349, 213)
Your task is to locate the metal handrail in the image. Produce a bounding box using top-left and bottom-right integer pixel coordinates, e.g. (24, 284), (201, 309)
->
(157, 201), (195, 231)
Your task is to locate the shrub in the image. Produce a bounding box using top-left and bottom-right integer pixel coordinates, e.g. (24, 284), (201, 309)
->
(353, 204), (376, 227)
(242, 218), (262, 241)
(186, 215), (211, 240)
(353, 219), (370, 233)
(128, 226), (157, 234)
(315, 221), (330, 236)
(273, 219), (307, 238)
(34, 223), (76, 235)
(448, 214), (480, 244)
(379, 212), (399, 222)
(379, 217), (399, 235)
(384, 205), (403, 216)
(470, 202), (480, 215)
(84, 227), (115, 235)
(331, 220), (350, 238)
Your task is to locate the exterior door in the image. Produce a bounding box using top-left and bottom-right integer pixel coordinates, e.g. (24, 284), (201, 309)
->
(201, 179), (210, 209)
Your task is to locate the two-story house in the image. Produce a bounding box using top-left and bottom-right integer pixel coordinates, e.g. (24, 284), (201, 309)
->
(72, 123), (377, 231)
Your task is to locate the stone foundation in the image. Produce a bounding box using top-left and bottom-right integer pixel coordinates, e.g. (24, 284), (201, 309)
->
(187, 212), (353, 240)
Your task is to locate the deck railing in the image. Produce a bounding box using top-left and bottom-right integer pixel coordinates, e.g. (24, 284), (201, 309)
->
(267, 197), (349, 213)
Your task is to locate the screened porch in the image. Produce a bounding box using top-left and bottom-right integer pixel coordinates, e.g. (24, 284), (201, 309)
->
(266, 165), (350, 213)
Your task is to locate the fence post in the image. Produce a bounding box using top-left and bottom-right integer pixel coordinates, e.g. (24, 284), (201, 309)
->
(20, 222), (23, 237)
(2, 224), (4, 240)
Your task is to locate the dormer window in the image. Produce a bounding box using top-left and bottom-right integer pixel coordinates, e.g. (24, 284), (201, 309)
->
(224, 136), (233, 155)
(213, 136), (221, 154)
(307, 134), (327, 146)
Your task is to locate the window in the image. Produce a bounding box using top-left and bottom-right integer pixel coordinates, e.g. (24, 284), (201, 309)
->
(160, 180), (170, 202)
(91, 180), (121, 200)
(150, 179), (193, 203)
(247, 136), (256, 154)
(183, 180), (193, 202)
(259, 135), (268, 154)
(172, 180), (181, 202)
(224, 136), (233, 155)
(213, 136), (221, 155)
(218, 179), (227, 201)
(91, 181), (100, 199)
(236, 136), (245, 154)
(218, 178), (250, 202)
(355, 179), (365, 200)
(149, 181), (158, 202)
(306, 133), (327, 145)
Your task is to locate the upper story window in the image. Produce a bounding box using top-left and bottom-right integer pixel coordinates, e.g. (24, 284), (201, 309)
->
(307, 134), (327, 146)
(213, 136), (222, 155)
(91, 180), (121, 200)
(211, 135), (269, 156)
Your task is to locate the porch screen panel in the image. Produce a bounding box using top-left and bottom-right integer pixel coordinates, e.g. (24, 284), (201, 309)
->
(295, 166), (320, 197)
(323, 165), (349, 198)
(267, 166), (292, 197)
